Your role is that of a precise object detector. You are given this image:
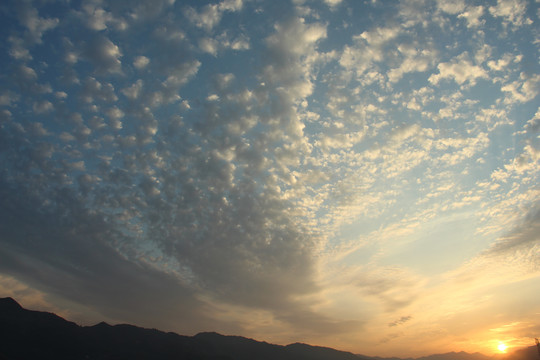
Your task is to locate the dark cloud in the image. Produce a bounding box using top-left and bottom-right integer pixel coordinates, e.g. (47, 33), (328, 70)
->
(484, 204), (540, 257)
(388, 315), (412, 327)
(0, 175), (209, 332)
(82, 36), (123, 75)
(15, 1), (59, 44)
(0, 0), (331, 336)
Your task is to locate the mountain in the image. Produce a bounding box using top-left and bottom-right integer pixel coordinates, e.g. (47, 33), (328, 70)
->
(0, 298), (537, 360)
(498, 346), (540, 360)
(364, 353), (489, 360)
(417, 352), (491, 360)
(0, 297), (360, 360)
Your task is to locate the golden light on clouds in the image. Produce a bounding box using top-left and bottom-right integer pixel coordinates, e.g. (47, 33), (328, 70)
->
(0, 0), (539, 358)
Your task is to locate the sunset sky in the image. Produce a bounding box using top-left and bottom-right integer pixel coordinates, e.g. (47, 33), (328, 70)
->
(0, 0), (539, 357)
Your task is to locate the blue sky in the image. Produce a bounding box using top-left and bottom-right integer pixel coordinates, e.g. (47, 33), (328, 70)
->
(0, 0), (539, 357)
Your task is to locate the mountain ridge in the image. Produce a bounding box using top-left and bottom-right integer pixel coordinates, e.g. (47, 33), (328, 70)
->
(0, 297), (537, 360)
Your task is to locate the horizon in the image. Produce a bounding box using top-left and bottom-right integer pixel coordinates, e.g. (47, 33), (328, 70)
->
(0, 0), (539, 358)
(1, 295), (538, 359)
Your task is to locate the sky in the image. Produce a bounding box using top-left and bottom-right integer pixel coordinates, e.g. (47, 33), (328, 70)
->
(0, 0), (539, 357)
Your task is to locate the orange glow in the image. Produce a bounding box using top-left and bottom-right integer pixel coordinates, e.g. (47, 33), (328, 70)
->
(497, 343), (507, 353)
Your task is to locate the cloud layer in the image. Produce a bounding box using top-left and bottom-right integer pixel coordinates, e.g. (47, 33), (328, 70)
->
(0, 0), (539, 357)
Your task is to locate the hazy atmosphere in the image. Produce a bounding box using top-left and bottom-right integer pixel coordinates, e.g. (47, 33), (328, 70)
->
(0, 0), (539, 357)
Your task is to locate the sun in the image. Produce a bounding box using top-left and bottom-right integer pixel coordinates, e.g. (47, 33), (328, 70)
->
(497, 343), (508, 353)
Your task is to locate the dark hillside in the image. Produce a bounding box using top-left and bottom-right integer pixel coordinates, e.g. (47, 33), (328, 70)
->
(1, 298), (537, 360)
(0, 297), (362, 360)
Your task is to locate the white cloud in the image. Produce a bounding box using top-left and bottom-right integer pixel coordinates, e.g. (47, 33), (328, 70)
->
(185, 0), (243, 32)
(8, 36), (32, 60)
(133, 56), (150, 69)
(199, 37), (220, 56)
(214, 73), (235, 90)
(28, 122), (50, 137)
(389, 123), (421, 143)
(266, 17), (326, 57)
(83, 36), (123, 74)
(501, 73), (540, 104)
(457, 6), (485, 28)
(17, 64), (37, 80)
(0, 91), (20, 107)
(487, 53), (514, 71)
(387, 46), (437, 83)
(122, 79), (143, 99)
(340, 26), (400, 76)
(33, 101), (54, 114)
(435, 132), (489, 166)
(436, 0), (465, 15)
(106, 106), (125, 120)
(80, 77), (118, 103)
(17, 3), (59, 43)
(489, 0), (532, 26)
(263, 17), (326, 99)
(55, 91), (68, 99)
(81, 2), (127, 31)
(207, 32), (251, 53)
(59, 132), (76, 142)
(323, 0), (343, 8)
(83, 4), (112, 31)
(429, 52), (488, 86)
(317, 130), (365, 150)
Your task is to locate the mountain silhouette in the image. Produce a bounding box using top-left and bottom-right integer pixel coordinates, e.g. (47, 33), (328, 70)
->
(0, 297), (361, 360)
(0, 297), (537, 360)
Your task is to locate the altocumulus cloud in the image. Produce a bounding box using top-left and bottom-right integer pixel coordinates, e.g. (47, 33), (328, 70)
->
(0, 0), (337, 337)
(0, 0), (539, 355)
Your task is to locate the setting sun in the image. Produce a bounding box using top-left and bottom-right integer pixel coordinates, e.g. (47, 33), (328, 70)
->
(0, 0), (540, 359)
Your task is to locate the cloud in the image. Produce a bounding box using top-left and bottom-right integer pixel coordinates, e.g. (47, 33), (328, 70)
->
(198, 33), (250, 56)
(8, 36), (32, 60)
(16, 2), (59, 43)
(388, 315), (412, 327)
(323, 0), (343, 9)
(436, 0), (465, 15)
(489, 0), (532, 27)
(450, 203), (540, 287)
(487, 53), (516, 71)
(352, 266), (425, 312)
(80, 1), (127, 31)
(429, 52), (488, 86)
(1, 1), (539, 356)
(484, 205), (540, 257)
(0, 12), (330, 335)
(32, 101), (53, 114)
(0, 91), (20, 107)
(80, 77), (118, 103)
(263, 16), (327, 100)
(501, 73), (540, 104)
(340, 26), (400, 76)
(16, 64), (37, 80)
(185, 0), (243, 32)
(83, 36), (123, 74)
(458, 6), (485, 28)
(133, 56), (150, 69)
(121, 79), (143, 99)
(387, 46), (437, 83)
(0, 182), (214, 332)
(199, 37), (220, 56)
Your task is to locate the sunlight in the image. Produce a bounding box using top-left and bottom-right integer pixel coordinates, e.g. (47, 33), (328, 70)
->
(497, 343), (507, 353)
